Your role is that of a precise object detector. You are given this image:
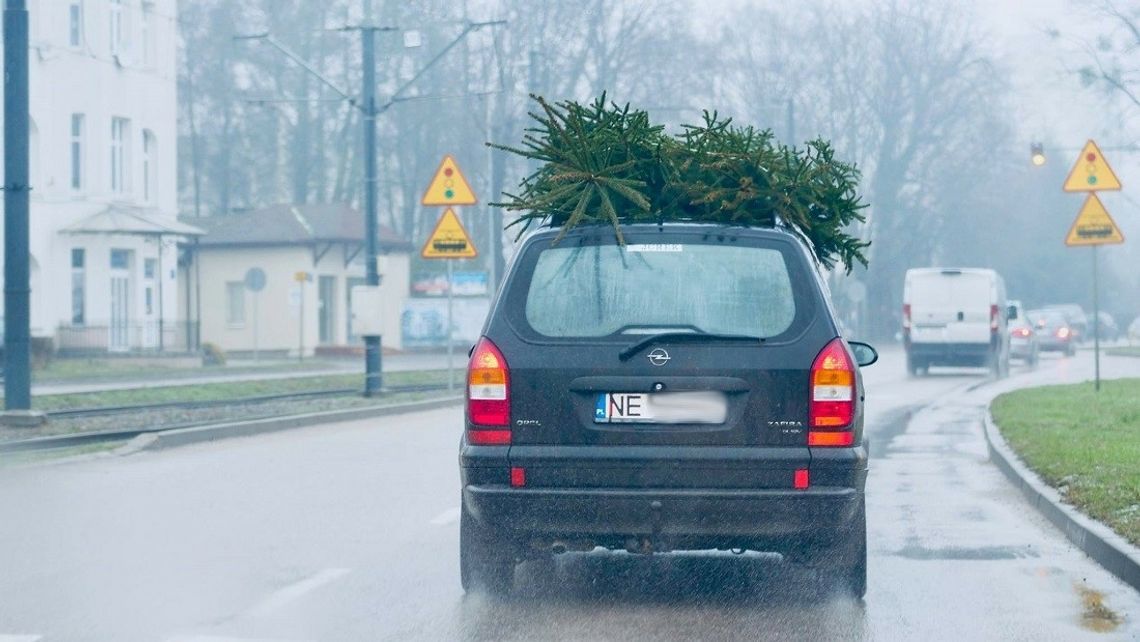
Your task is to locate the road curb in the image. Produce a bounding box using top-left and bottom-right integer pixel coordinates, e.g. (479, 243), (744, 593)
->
(983, 410), (1140, 593)
(142, 396), (464, 451)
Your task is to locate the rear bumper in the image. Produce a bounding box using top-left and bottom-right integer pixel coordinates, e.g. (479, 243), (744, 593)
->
(1038, 337), (1072, 352)
(462, 484), (862, 549)
(907, 341), (992, 365)
(1010, 339), (1035, 358)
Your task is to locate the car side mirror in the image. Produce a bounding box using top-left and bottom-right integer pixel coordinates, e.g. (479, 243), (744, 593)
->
(1007, 305), (1018, 320)
(848, 341), (878, 367)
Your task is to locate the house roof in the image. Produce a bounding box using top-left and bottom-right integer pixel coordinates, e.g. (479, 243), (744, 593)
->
(183, 203), (411, 251)
(61, 205), (205, 237)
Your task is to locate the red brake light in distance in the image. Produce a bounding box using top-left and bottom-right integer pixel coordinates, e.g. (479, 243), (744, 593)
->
(902, 304), (912, 333)
(808, 338), (856, 447)
(467, 337), (511, 445)
(1057, 327), (1071, 339)
(1011, 327), (1031, 338)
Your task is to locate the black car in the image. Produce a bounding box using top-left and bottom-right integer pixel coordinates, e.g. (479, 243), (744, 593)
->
(459, 223), (878, 598)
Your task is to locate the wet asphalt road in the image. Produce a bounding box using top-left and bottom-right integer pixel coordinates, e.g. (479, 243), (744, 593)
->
(1, 347), (1139, 641)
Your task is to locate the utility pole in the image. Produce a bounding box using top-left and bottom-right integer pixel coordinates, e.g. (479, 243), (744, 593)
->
(361, 24), (382, 396)
(3, 0), (34, 418)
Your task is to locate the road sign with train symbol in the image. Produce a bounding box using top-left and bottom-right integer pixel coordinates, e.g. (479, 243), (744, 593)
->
(422, 208), (478, 259)
(1065, 193), (1124, 246)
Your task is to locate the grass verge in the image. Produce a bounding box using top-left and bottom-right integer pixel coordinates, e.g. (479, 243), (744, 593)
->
(1106, 346), (1140, 358)
(29, 368), (450, 411)
(31, 357), (349, 384)
(991, 379), (1140, 547)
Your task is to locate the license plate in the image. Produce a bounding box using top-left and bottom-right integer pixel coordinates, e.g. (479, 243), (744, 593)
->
(594, 391), (727, 424)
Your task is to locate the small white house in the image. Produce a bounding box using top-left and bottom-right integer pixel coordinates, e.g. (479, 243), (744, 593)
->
(0, 1), (192, 353)
(180, 204), (412, 356)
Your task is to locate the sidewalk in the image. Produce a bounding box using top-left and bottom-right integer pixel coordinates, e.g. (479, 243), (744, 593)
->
(30, 352), (458, 396)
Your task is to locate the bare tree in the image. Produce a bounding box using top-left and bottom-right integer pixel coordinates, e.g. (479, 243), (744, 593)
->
(719, 1), (1016, 338)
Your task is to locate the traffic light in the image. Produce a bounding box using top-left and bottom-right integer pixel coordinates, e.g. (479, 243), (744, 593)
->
(1030, 142), (1046, 166)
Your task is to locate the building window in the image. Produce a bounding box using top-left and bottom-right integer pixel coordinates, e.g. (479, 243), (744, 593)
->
(140, 3), (153, 66)
(226, 282), (245, 325)
(109, 0), (124, 56)
(144, 258), (156, 279)
(111, 117), (129, 193)
(70, 113), (84, 190)
(142, 130), (156, 202)
(68, 2), (83, 47)
(110, 248), (130, 270)
(71, 248), (85, 325)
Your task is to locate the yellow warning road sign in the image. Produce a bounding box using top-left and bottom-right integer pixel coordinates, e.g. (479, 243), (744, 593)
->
(1066, 193), (1125, 246)
(422, 155), (477, 206)
(1063, 140), (1122, 192)
(422, 208), (478, 259)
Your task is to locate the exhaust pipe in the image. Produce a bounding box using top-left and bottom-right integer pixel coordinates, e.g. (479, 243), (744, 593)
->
(551, 541), (568, 555)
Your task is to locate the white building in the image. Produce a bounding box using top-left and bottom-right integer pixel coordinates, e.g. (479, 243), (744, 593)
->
(180, 204), (413, 356)
(1, 0), (196, 354)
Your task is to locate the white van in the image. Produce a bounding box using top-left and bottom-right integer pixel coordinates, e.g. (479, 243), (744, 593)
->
(902, 268), (1013, 376)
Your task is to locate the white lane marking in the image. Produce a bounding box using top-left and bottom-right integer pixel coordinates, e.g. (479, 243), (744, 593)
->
(430, 507), (461, 526)
(247, 567), (351, 618)
(0, 636), (42, 642)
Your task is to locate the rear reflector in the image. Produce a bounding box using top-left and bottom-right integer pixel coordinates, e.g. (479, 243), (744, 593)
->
(467, 337), (510, 435)
(808, 431), (855, 447)
(510, 467), (526, 488)
(793, 468), (810, 490)
(467, 429), (511, 446)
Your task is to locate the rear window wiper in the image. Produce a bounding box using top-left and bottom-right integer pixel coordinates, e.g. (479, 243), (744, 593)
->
(618, 332), (765, 361)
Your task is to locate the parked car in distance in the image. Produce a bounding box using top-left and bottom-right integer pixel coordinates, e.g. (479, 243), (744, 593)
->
(902, 267), (1012, 377)
(1094, 311), (1119, 342)
(460, 222), (878, 598)
(1042, 304), (1088, 343)
(1007, 300), (1038, 366)
(1027, 309), (1076, 356)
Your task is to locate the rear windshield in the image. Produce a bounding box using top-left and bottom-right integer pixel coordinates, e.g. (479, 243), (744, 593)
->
(908, 272), (991, 311)
(522, 242), (799, 338)
(1028, 310), (1066, 326)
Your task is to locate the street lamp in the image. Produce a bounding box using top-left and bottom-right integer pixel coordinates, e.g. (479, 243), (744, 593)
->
(1030, 142), (1046, 166)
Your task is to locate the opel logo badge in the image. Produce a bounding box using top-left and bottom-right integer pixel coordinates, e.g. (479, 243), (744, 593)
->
(647, 348), (671, 366)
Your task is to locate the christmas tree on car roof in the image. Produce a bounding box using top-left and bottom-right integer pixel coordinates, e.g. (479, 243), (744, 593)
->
(489, 94), (870, 273)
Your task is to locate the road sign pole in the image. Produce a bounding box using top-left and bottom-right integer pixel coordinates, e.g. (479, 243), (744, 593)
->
(446, 258), (455, 393)
(1093, 245), (1100, 392)
(253, 291), (260, 363)
(299, 279), (304, 362)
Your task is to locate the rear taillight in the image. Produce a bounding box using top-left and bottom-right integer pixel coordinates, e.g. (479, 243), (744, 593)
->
(466, 337), (510, 445)
(902, 304), (912, 333)
(1057, 327), (1071, 339)
(1011, 327), (1031, 338)
(808, 338), (857, 446)
(990, 304), (1000, 332)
